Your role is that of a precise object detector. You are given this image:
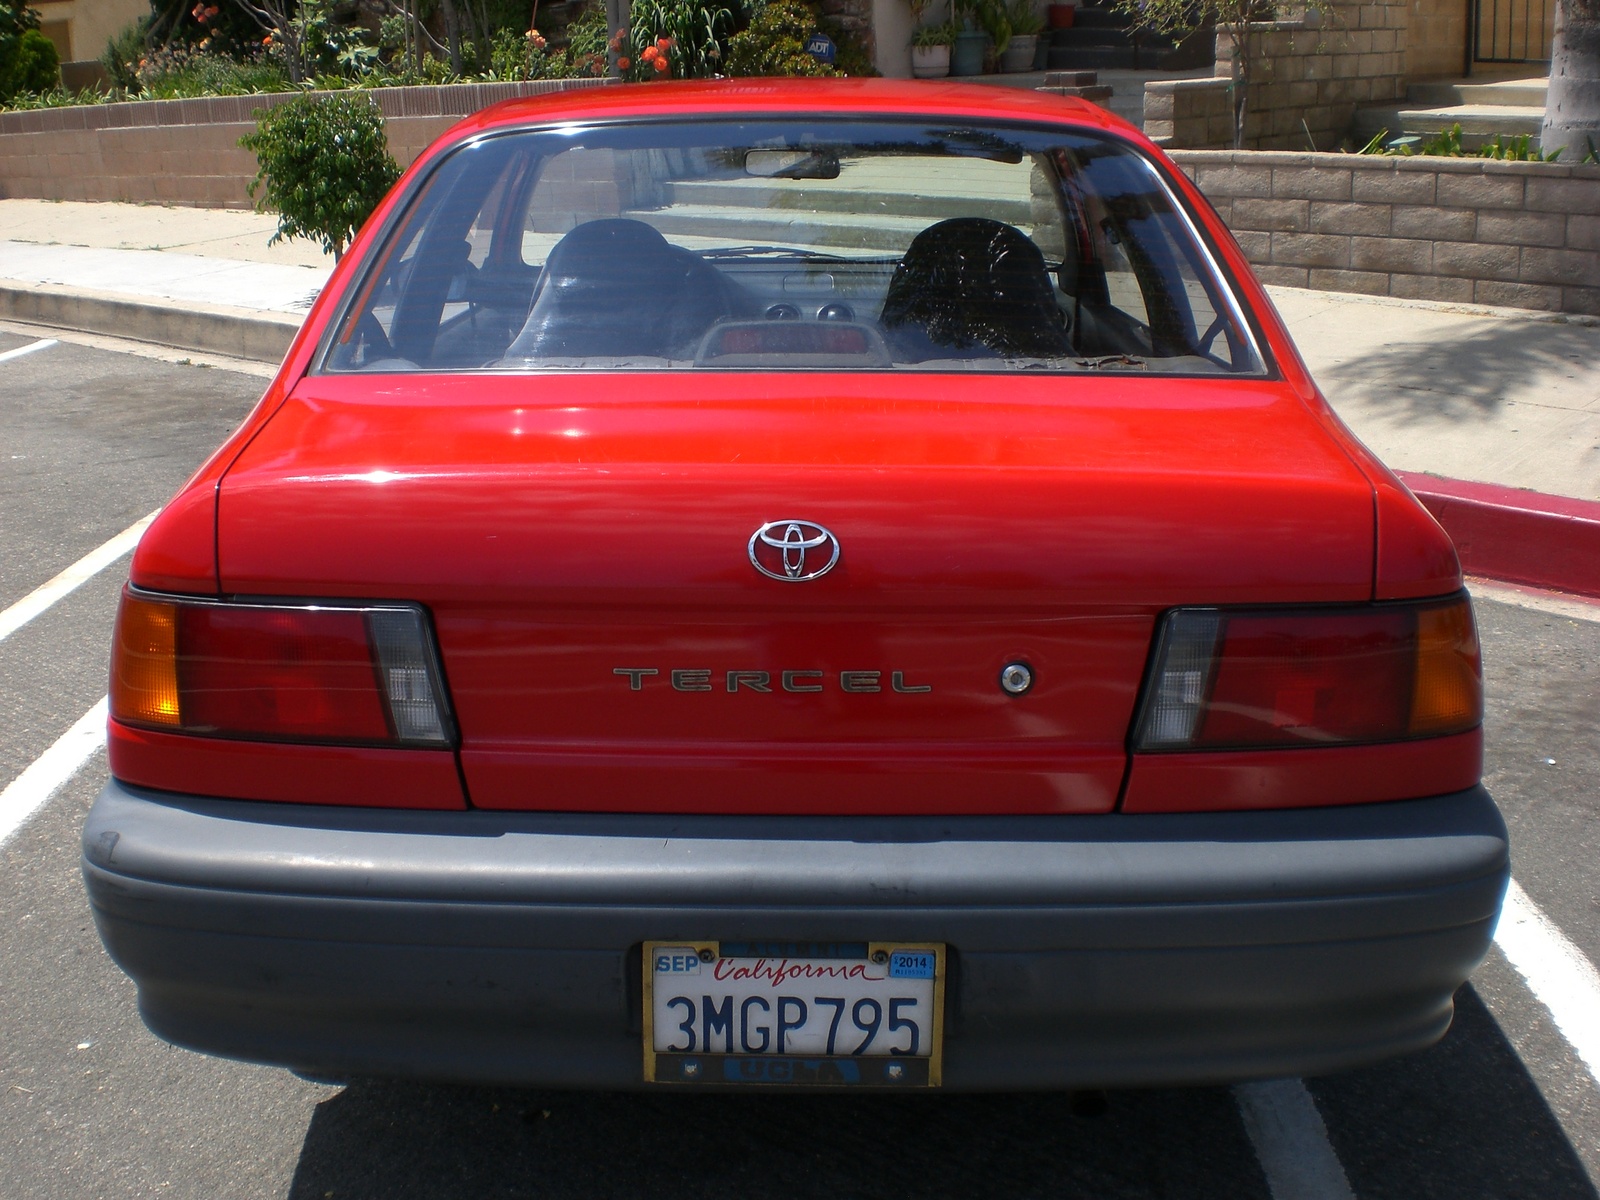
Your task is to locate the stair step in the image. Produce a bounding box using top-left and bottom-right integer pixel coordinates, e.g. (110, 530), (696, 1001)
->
(1352, 103), (1546, 150)
(664, 181), (1032, 225)
(1046, 43), (1189, 69)
(1406, 78), (1548, 107)
(1069, 7), (1134, 28)
(1042, 69), (1101, 87)
(1050, 27), (1156, 47)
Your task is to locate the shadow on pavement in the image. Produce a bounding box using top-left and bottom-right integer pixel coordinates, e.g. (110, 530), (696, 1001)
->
(285, 1080), (1264, 1200)
(1314, 317), (1596, 425)
(1309, 984), (1599, 1200)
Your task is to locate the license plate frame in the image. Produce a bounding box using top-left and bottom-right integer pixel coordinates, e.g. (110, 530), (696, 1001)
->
(642, 941), (946, 1088)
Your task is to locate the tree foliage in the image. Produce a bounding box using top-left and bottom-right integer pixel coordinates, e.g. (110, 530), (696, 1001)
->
(1, 0), (58, 102)
(1114, 0), (1329, 149)
(240, 92), (402, 259)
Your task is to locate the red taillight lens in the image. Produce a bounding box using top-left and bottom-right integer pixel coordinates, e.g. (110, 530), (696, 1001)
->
(111, 588), (454, 748)
(1134, 595), (1481, 751)
(179, 605), (391, 742)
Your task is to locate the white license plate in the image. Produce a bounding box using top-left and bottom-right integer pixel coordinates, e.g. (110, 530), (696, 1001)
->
(643, 941), (946, 1087)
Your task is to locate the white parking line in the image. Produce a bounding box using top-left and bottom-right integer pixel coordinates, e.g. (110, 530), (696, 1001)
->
(0, 697), (106, 849)
(0, 337), (57, 364)
(0, 511), (156, 644)
(1234, 1079), (1356, 1200)
(1494, 879), (1600, 1090)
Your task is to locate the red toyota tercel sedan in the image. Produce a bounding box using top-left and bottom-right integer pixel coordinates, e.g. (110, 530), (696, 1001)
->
(85, 78), (1508, 1092)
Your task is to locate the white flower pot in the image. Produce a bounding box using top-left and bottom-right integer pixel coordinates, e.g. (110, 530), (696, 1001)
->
(1002, 34), (1038, 72)
(911, 44), (951, 78)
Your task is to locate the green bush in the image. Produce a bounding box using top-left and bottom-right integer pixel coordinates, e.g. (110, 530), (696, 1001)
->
(102, 16), (149, 91)
(1, 0), (58, 102)
(135, 41), (290, 97)
(7, 27), (56, 94)
(240, 92), (402, 260)
(724, 0), (835, 76)
(562, 3), (609, 74)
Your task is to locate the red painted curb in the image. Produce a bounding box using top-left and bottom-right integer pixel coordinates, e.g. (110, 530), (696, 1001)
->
(1397, 471), (1600, 600)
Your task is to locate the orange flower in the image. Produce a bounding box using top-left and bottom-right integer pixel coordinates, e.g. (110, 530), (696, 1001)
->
(616, 54), (630, 68)
(652, 56), (668, 72)
(657, 36), (672, 49)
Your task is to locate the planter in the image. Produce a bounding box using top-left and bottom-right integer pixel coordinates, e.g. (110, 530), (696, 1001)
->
(1002, 33), (1038, 71)
(1048, 3), (1075, 27)
(950, 29), (988, 75)
(911, 43), (952, 77)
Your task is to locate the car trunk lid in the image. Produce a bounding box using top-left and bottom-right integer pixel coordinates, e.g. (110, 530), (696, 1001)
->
(217, 372), (1376, 815)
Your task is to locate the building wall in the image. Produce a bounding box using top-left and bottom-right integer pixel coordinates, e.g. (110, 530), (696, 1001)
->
(31, 0), (148, 65)
(1406, 0), (1469, 79)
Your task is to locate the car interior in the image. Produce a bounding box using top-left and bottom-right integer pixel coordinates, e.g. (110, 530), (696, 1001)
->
(322, 123), (1262, 376)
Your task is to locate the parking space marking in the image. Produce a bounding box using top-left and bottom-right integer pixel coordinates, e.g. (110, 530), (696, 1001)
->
(0, 511), (157, 644)
(1495, 878), (1600, 1090)
(0, 697), (105, 849)
(1234, 1079), (1356, 1200)
(0, 337), (57, 364)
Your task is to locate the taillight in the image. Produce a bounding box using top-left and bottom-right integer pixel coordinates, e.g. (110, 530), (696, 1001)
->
(1133, 594), (1481, 752)
(111, 588), (454, 747)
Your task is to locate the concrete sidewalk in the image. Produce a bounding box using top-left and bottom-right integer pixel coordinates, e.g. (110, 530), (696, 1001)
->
(2, 197), (1597, 592)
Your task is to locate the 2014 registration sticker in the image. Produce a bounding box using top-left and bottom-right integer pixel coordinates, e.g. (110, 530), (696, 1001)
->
(643, 942), (946, 1087)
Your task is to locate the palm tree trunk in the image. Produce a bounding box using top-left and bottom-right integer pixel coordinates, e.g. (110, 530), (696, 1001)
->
(1541, 0), (1600, 159)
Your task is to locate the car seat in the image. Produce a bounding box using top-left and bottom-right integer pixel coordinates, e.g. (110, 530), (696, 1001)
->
(502, 218), (746, 360)
(880, 217), (1074, 361)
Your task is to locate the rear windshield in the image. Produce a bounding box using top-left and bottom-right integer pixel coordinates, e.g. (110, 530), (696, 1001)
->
(319, 119), (1265, 376)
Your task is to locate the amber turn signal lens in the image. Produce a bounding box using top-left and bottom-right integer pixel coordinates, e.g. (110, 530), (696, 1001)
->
(108, 586), (455, 748)
(110, 591), (180, 728)
(1410, 599), (1482, 736)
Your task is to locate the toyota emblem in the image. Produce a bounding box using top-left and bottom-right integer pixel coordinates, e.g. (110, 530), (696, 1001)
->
(748, 520), (840, 582)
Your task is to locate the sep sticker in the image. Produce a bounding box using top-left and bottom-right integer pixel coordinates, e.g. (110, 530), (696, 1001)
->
(889, 950), (936, 979)
(653, 947), (703, 975)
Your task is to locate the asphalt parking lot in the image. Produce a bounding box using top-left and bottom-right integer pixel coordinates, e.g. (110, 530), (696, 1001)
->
(1, 324), (1597, 1200)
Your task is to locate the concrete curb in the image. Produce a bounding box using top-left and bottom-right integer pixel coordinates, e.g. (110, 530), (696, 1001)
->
(0, 282), (300, 364)
(1399, 471), (1600, 601)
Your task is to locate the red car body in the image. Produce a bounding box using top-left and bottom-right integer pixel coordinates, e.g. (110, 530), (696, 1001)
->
(84, 79), (1507, 1092)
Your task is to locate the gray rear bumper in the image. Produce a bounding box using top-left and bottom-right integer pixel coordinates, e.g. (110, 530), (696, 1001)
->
(83, 780), (1509, 1091)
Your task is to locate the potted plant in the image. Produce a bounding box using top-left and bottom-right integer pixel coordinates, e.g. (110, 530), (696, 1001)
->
(949, 0), (988, 73)
(1002, 0), (1042, 69)
(975, 0), (1010, 71)
(910, 20), (955, 75)
(1048, 1), (1075, 27)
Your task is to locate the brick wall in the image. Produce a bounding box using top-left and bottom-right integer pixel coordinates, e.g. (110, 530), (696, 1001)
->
(0, 79), (611, 209)
(1171, 150), (1600, 315)
(1146, 0), (1408, 151)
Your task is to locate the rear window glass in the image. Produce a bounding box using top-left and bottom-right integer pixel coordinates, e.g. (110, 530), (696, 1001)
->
(320, 119), (1264, 376)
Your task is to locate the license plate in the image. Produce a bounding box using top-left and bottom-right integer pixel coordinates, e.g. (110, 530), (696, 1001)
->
(643, 941), (945, 1087)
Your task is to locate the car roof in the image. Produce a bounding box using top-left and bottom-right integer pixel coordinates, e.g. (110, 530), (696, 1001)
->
(452, 77), (1147, 146)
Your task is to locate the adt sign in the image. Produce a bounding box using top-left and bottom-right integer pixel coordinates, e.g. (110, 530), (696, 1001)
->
(806, 32), (837, 63)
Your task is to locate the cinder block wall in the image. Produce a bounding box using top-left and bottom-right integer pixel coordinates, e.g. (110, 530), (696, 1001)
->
(1147, 0), (1408, 151)
(0, 80), (611, 209)
(1171, 150), (1600, 315)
